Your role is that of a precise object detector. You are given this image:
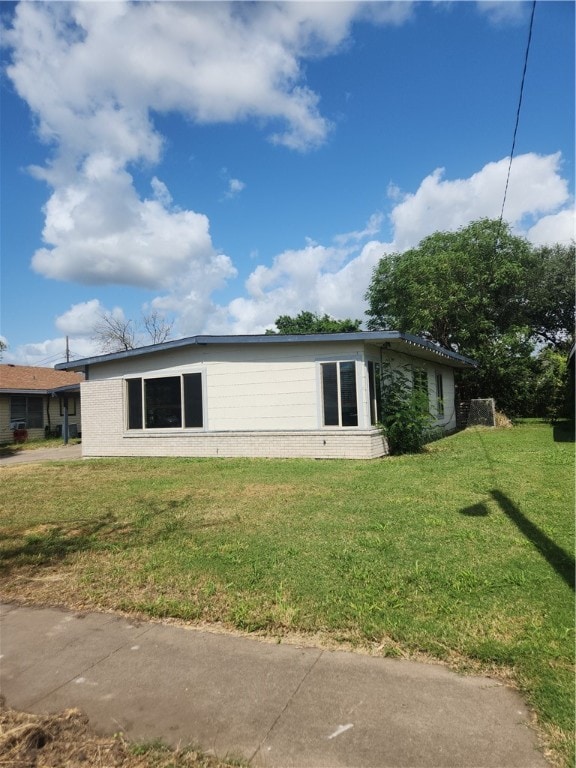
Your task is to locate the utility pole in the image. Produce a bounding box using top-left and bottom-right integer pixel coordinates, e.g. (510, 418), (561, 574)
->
(66, 336), (70, 363)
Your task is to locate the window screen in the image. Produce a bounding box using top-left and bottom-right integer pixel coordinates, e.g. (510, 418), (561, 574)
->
(145, 377), (182, 428)
(183, 373), (203, 428)
(321, 361), (358, 427)
(436, 374), (445, 418)
(322, 363), (339, 426)
(127, 378), (143, 429)
(10, 395), (43, 428)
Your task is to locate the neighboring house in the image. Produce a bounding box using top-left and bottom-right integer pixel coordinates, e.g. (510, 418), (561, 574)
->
(0, 365), (84, 443)
(56, 332), (476, 460)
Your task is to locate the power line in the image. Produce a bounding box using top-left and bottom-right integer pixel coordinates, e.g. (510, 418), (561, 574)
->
(497, 0), (537, 236)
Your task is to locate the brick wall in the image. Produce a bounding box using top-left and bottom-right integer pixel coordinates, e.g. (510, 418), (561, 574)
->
(81, 379), (389, 460)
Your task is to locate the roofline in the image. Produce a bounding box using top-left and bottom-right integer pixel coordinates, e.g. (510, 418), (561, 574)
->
(55, 332), (477, 370)
(0, 388), (54, 396)
(0, 385), (82, 396)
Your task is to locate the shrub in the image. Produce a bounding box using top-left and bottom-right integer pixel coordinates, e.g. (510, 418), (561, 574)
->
(380, 364), (434, 454)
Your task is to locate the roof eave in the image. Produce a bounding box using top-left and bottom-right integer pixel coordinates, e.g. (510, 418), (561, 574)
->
(55, 331), (477, 370)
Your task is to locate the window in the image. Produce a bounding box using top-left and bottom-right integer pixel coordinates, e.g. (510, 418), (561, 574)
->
(321, 361), (358, 427)
(413, 369), (428, 395)
(10, 396), (44, 429)
(59, 396), (77, 416)
(126, 373), (203, 430)
(368, 361), (382, 425)
(435, 373), (445, 418)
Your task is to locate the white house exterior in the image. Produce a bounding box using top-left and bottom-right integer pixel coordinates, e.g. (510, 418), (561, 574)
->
(55, 332), (476, 460)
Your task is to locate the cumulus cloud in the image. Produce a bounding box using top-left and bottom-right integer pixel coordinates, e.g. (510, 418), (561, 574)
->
(206, 152), (574, 334)
(31, 158), (235, 289)
(201, 223), (394, 335)
(4, 150), (573, 364)
(527, 208), (575, 246)
(55, 299), (106, 336)
(390, 153), (570, 252)
(4, 0), (410, 330)
(5, 0), (378, 163)
(2, 336), (101, 368)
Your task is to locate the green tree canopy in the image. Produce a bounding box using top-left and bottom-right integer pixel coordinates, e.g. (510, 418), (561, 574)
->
(365, 218), (575, 416)
(267, 311), (362, 335)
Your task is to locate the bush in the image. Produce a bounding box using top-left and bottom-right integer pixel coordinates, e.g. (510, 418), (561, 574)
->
(380, 364), (434, 454)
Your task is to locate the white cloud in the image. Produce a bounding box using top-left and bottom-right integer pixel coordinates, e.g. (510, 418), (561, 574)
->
(390, 153), (570, 251)
(151, 177), (173, 208)
(4, 0), (410, 330)
(201, 219), (393, 335)
(527, 208), (575, 246)
(32, 160), (235, 290)
(5, 1), (384, 161)
(205, 152), (573, 334)
(2, 336), (101, 368)
(55, 299), (106, 336)
(225, 178), (246, 199)
(476, 2), (528, 26)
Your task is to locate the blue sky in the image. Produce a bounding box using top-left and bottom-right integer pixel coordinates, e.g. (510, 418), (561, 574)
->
(1, 0), (574, 366)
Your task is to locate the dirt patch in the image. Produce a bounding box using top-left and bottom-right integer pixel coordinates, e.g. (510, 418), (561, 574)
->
(0, 697), (240, 768)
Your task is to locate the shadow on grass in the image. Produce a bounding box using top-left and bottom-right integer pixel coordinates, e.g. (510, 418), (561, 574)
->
(461, 490), (575, 591)
(553, 421), (575, 443)
(0, 513), (119, 571)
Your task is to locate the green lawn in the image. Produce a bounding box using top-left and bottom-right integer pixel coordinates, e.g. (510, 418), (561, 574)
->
(0, 422), (573, 765)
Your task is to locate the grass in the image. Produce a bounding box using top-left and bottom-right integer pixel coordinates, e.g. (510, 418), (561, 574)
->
(0, 421), (573, 765)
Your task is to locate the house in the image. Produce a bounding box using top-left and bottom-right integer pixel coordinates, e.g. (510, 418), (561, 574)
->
(55, 332), (476, 460)
(0, 364), (84, 443)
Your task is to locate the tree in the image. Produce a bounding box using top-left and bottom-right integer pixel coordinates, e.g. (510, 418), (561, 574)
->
(93, 311), (173, 353)
(0, 339), (6, 360)
(526, 243), (575, 350)
(365, 219), (575, 416)
(533, 348), (571, 421)
(142, 310), (174, 346)
(267, 311), (362, 335)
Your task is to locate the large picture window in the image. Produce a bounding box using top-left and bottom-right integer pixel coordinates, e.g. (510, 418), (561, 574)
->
(126, 373), (203, 430)
(321, 361), (358, 427)
(10, 395), (43, 428)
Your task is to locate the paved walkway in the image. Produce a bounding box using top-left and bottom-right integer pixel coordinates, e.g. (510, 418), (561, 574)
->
(0, 443), (82, 466)
(0, 603), (549, 767)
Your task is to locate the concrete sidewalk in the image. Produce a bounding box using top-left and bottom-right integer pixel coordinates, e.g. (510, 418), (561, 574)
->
(0, 443), (82, 466)
(0, 603), (548, 767)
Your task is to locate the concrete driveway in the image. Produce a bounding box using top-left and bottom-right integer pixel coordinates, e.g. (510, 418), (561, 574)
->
(0, 443), (82, 466)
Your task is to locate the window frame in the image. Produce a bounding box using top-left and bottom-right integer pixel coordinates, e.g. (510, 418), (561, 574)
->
(10, 395), (44, 429)
(367, 360), (382, 426)
(319, 359), (359, 428)
(435, 372), (445, 419)
(59, 396), (77, 416)
(413, 369), (428, 395)
(125, 371), (205, 431)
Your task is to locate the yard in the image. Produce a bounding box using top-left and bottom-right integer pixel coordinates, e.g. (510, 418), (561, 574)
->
(0, 422), (573, 766)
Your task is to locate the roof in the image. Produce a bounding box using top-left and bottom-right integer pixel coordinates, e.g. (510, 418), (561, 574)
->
(55, 331), (477, 370)
(0, 365), (84, 394)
